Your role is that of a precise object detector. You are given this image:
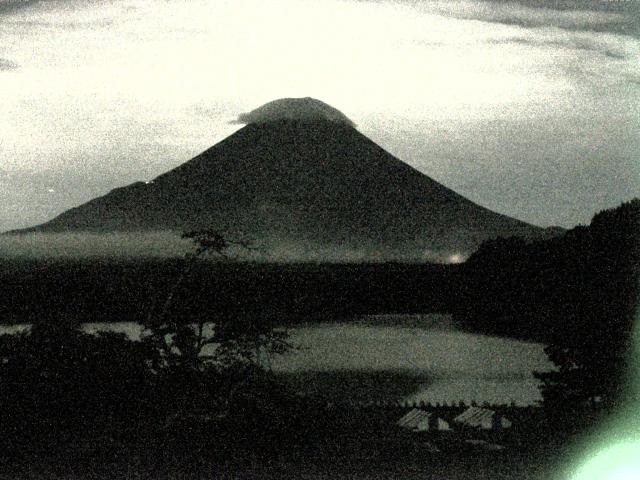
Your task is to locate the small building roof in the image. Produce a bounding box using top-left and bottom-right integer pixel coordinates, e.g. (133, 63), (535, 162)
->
(398, 408), (431, 428)
(397, 408), (450, 432)
(454, 407), (497, 428)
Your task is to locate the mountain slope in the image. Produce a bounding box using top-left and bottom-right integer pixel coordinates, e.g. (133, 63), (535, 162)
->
(13, 100), (557, 260)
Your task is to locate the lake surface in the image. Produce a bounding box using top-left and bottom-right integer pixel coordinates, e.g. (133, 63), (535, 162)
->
(271, 314), (552, 406)
(0, 314), (553, 406)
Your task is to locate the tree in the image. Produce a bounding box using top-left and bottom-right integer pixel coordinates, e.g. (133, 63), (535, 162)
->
(140, 230), (291, 418)
(456, 199), (639, 421)
(534, 199), (640, 417)
(0, 317), (153, 453)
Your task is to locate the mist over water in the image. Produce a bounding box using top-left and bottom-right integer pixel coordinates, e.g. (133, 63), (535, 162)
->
(0, 232), (466, 263)
(0, 232), (194, 259)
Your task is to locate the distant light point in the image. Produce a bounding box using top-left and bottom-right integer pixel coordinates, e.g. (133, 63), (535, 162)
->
(448, 253), (464, 264)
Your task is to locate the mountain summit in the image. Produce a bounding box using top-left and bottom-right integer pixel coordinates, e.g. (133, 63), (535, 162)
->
(14, 99), (557, 261)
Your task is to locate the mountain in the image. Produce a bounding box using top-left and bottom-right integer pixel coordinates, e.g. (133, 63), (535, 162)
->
(11, 98), (559, 261)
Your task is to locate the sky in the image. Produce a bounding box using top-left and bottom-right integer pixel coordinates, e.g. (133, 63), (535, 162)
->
(0, 0), (638, 232)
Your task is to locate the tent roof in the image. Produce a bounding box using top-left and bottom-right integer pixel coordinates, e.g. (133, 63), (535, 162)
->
(454, 407), (496, 427)
(397, 408), (431, 428)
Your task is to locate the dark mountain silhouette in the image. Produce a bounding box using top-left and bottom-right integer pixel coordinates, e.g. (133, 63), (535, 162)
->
(12, 98), (559, 260)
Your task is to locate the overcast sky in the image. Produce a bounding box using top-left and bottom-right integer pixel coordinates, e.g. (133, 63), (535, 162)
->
(1, 0), (638, 232)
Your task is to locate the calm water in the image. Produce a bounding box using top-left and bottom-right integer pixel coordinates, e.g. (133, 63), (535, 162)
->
(271, 315), (552, 406)
(0, 314), (553, 406)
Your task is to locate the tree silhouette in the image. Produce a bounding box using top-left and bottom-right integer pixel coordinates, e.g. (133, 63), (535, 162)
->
(534, 199), (640, 415)
(140, 230), (291, 418)
(0, 318), (152, 453)
(456, 199), (639, 422)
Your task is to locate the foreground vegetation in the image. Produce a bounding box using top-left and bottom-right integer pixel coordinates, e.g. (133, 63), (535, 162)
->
(0, 199), (638, 478)
(455, 199), (640, 411)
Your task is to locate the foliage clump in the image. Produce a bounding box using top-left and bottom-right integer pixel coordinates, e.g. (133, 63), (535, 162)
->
(0, 230), (292, 462)
(457, 199), (640, 418)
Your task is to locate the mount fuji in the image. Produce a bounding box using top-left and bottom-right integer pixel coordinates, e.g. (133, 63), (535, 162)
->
(12, 98), (558, 261)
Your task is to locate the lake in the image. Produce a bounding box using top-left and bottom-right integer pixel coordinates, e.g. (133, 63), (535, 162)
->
(271, 314), (552, 406)
(0, 314), (553, 406)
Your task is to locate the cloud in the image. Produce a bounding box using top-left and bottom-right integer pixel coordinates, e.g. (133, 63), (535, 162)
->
(6, 17), (114, 29)
(486, 33), (633, 59)
(234, 97), (356, 127)
(0, 0), (37, 15)
(399, 0), (639, 37)
(0, 58), (19, 70)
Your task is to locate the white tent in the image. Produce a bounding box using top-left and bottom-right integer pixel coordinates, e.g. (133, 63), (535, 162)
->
(397, 409), (450, 432)
(453, 407), (511, 430)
